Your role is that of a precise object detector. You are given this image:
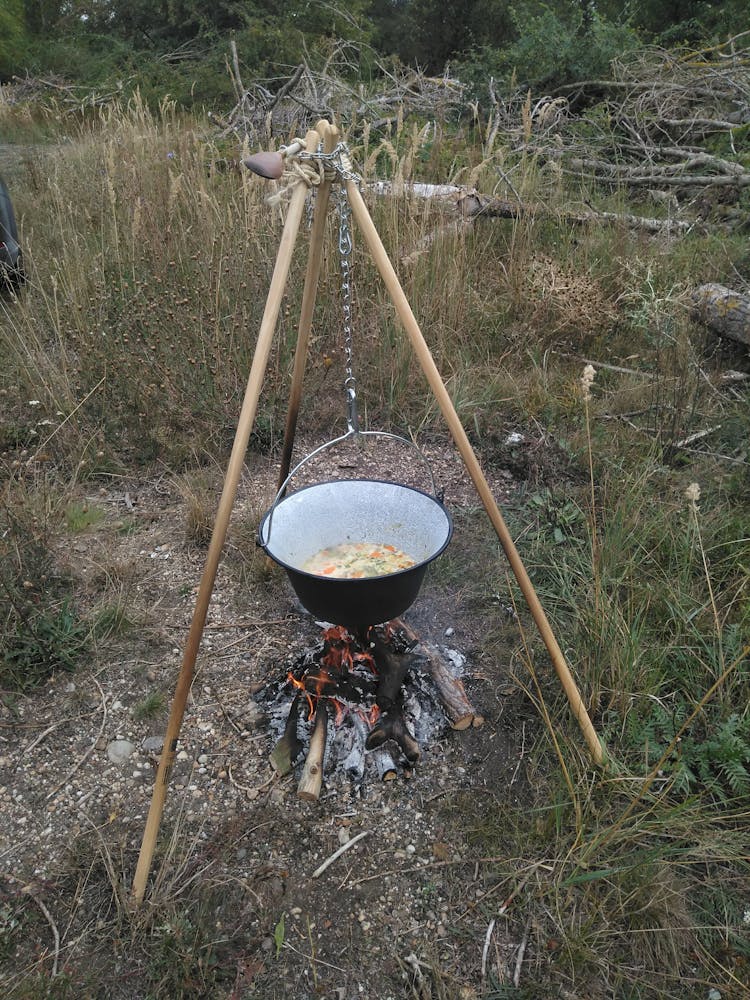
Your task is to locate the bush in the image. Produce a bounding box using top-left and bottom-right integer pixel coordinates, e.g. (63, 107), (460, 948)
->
(454, 3), (640, 100)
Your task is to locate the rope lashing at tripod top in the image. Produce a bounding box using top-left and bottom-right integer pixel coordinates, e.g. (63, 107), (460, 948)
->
(264, 140), (362, 206)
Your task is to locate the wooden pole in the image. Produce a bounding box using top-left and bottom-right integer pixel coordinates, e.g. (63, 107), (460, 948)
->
(277, 121), (340, 490)
(131, 128), (322, 905)
(346, 180), (605, 765)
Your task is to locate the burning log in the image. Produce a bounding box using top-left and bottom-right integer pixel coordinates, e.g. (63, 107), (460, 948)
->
(298, 700), (328, 801)
(365, 632), (421, 764)
(302, 668), (376, 702)
(393, 620), (479, 730)
(269, 691), (303, 776)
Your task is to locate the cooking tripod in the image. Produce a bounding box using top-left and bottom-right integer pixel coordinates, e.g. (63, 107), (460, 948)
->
(132, 120), (605, 904)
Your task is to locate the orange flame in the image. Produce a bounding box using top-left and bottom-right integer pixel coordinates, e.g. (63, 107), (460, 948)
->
(321, 625), (355, 672)
(358, 703), (380, 729)
(287, 670), (315, 719)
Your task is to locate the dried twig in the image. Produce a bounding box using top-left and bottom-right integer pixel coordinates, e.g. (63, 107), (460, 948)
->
(513, 917), (532, 988)
(311, 830), (369, 878)
(481, 918), (496, 979)
(23, 889), (60, 978)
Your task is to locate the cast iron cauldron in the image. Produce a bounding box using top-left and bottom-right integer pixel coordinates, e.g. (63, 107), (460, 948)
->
(258, 477), (452, 628)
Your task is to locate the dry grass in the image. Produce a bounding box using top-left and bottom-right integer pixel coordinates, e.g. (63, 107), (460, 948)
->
(2, 98), (749, 999)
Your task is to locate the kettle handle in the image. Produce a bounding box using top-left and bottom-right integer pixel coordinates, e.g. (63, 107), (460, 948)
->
(259, 429), (440, 545)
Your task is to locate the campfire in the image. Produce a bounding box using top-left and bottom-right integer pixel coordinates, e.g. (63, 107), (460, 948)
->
(258, 618), (482, 800)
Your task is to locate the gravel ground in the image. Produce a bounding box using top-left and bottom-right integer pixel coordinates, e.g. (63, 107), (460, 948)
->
(1, 434), (541, 998)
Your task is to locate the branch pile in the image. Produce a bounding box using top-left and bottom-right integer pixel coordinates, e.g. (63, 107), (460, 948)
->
(485, 33), (750, 205)
(210, 41), (465, 144)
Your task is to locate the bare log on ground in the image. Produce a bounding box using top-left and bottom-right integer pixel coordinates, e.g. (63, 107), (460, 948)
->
(691, 284), (750, 347)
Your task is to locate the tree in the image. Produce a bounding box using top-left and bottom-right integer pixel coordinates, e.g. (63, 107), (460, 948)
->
(0, 0), (29, 80)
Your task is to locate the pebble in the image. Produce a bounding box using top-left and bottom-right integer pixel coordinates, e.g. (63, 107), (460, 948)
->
(142, 736), (164, 753)
(106, 740), (136, 764)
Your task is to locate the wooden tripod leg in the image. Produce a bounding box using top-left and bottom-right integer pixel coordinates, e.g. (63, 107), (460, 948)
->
(277, 124), (339, 491)
(131, 129), (323, 906)
(346, 180), (605, 766)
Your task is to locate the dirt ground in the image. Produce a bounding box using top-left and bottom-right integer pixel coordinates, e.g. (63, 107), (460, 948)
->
(1, 432), (549, 998)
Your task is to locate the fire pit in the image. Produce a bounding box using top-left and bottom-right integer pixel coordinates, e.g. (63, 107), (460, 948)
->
(257, 619), (481, 800)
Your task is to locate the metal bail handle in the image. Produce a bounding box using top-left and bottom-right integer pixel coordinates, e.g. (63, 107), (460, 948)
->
(260, 430), (443, 546)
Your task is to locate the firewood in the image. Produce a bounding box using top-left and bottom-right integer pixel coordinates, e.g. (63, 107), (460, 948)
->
(364, 631), (421, 764)
(372, 748), (398, 781)
(302, 669), (376, 703)
(392, 620), (478, 730)
(269, 692), (303, 776)
(298, 701), (328, 801)
(420, 641), (476, 730)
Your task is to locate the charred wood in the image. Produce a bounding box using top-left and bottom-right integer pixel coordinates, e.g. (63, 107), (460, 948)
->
(269, 692), (303, 776)
(365, 631), (421, 764)
(372, 748), (398, 781)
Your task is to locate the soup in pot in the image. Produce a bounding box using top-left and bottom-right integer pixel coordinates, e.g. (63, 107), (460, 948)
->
(301, 542), (416, 579)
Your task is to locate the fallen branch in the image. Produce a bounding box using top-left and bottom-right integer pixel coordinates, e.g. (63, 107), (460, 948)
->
(692, 284), (750, 347)
(371, 181), (695, 235)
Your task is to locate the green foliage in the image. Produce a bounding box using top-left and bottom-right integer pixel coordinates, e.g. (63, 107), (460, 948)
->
(91, 598), (134, 640)
(64, 500), (105, 533)
(632, 703), (750, 805)
(132, 690), (166, 721)
(0, 0), (29, 81)
(0, 489), (89, 694)
(454, 2), (640, 97)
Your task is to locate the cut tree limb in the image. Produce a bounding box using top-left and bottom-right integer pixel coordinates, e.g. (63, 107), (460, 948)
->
(393, 619), (477, 730)
(692, 284), (750, 347)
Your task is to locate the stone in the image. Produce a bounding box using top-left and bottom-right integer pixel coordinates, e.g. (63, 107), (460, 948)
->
(106, 740), (137, 764)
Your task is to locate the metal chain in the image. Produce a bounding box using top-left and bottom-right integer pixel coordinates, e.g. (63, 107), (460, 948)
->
(337, 184), (358, 434)
(297, 141), (361, 186)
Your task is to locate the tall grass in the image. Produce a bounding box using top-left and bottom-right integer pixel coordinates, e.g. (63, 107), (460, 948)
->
(2, 100), (749, 997)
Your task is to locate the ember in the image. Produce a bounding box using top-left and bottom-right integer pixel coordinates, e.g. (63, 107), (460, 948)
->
(258, 619), (481, 800)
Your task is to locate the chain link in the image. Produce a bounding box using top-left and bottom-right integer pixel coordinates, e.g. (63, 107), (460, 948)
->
(296, 141), (361, 186)
(337, 184), (358, 433)
(294, 140), (362, 431)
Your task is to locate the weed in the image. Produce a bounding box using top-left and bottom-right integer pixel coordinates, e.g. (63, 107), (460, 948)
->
(91, 598), (133, 640)
(132, 690), (166, 722)
(0, 488), (89, 693)
(64, 501), (105, 533)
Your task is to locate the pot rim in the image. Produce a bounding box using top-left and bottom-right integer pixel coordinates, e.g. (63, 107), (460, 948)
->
(258, 477), (453, 582)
